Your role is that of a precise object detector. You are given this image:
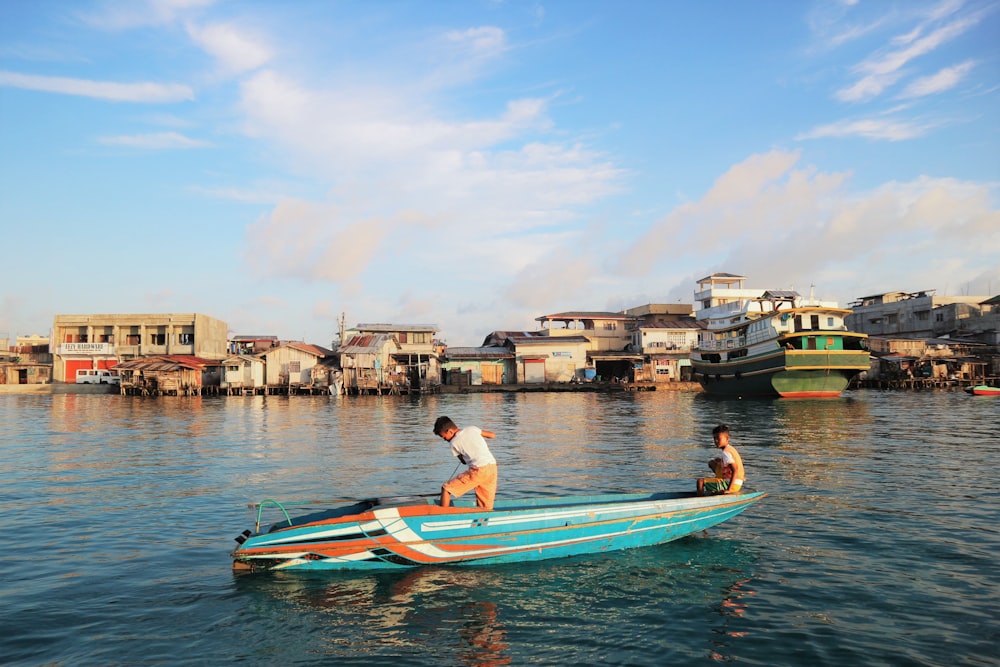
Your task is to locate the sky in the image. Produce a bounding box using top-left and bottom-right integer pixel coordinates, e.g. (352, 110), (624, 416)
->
(1, 0), (998, 347)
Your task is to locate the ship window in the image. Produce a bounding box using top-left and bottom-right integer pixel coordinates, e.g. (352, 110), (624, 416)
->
(810, 315), (820, 329)
(827, 317), (835, 327)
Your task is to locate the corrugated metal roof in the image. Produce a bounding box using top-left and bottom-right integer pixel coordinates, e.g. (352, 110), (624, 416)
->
(282, 342), (334, 357)
(356, 323), (438, 333)
(536, 311), (631, 321)
(338, 333), (399, 354)
(116, 354), (220, 371)
(507, 334), (591, 345)
(638, 319), (703, 330)
(444, 346), (515, 360)
(697, 272), (746, 282)
(222, 354), (263, 364)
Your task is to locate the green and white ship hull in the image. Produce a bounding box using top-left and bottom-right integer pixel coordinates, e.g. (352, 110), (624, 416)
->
(690, 274), (870, 398)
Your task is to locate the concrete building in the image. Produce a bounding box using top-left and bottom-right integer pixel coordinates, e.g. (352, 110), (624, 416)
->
(482, 331), (592, 383)
(51, 313), (229, 383)
(631, 320), (702, 382)
(846, 290), (993, 339)
(535, 311), (634, 352)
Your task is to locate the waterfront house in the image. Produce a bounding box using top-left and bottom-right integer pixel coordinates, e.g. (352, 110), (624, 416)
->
(483, 331), (591, 383)
(533, 311), (644, 381)
(115, 354), (222, 395)
(535, 311), (634, 352)
(337, 333), (400, 394)
(631, 319), (702, 383)
(440, 346), (516, 386)
(351, 323), (441, 389)
(261, 342), (334, 391)
(228, 335), (279, 355)
(221, 354), (266, 394)
(867, 336), (988, 383)
(0, 359), (51, 386)
(0, 335), (53, 386)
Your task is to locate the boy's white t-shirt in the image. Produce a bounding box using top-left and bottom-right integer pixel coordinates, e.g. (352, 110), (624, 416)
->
(450, 426), (496, 468)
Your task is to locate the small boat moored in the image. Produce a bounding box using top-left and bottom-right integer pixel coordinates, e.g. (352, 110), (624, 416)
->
(965, 384), (1000, 396)
(231, 489), (766, 572)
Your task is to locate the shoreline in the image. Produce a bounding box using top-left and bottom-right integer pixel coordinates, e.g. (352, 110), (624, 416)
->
(0, 381), (705, 395)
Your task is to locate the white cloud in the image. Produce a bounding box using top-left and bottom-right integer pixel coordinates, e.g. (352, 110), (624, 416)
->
(81, 0), (216, 30)
(234, 61), (623, 285)
(445, 26), (507, 58)
(835, 14), (979, 102)
(898, 60), (975, 98)
(614, 150), (999, 309)
(797, 116), (933, 141)
(98, 131), (209, 148)
(243, 199), (390, 285)
(0, 70), (193, 103)
(186, 22), (273, 75)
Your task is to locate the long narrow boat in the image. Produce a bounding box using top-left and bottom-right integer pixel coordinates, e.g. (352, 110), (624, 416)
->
(231, 490), (765, 572)
(965, 385), (1000, 396)
(690, 273), (870, 398)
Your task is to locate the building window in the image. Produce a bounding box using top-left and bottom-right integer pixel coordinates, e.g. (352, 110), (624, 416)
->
(149, 333), (166, 345)
(126, 334), (140, 345)
(179, 333), (194, 345)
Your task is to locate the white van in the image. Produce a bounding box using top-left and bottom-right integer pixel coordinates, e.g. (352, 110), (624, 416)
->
(75, 369), (121, 384)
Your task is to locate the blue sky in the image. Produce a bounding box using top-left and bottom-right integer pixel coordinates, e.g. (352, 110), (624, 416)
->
(1, 0), (998, 347)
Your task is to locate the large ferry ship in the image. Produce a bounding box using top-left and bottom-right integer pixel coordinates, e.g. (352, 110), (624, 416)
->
(690, 273), (870, 398)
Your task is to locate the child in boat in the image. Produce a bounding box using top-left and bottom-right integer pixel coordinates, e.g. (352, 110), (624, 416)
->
(697, 424), (745, 496)
(434, 416), (498, 510)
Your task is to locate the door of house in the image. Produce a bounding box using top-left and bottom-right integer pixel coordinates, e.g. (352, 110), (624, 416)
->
(523, 359), (545, 383)
(482, 364), (503, 385)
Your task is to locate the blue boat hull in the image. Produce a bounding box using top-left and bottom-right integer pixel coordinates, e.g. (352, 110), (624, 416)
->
(231, 490), (766, 572)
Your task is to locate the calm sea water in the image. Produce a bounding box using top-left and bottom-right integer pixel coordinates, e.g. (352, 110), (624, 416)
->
(1, 390), (998, 666)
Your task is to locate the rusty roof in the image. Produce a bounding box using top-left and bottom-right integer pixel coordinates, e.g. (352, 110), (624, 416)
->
(280, 341), (334, 357)
(536, 311), (632, 321)
(338, 333), (399, 354)
(115, 354), (221, 371)
(443, 346), (515, 360)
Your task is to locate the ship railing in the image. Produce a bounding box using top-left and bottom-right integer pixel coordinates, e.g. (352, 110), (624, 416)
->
(697, 337), (747, 352)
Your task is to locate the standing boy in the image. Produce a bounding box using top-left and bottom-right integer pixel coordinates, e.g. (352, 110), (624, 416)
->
(696, 424), (745, 496)
(434, 416), (498, 510)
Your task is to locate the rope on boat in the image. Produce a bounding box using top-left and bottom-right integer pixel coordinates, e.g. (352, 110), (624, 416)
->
(254, 499), (292, 532)
(248, 493), (441, 510)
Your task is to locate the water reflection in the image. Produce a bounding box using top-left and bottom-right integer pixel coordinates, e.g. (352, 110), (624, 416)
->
(236, 566), (510, 666)
(233, 536), (757, 665)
